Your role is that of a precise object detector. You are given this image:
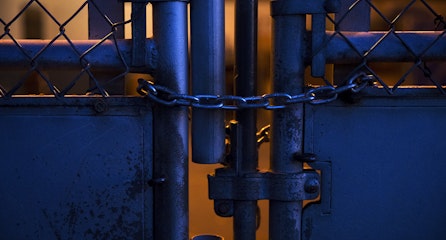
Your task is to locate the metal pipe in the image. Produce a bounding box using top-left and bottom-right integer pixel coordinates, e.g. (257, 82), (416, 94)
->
(152, 1), (189, 240)
(270, 10), (306, 240)
(233, 0), (258, 239)
(0, 39), (156, 72)
(1, 32), (444, 73)
(190, 0), (225, 164)
(235, 0), (258, 177)
(321, 31), (446, 64)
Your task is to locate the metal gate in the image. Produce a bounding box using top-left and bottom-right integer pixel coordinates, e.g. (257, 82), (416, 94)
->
(1, 0), (446, 239)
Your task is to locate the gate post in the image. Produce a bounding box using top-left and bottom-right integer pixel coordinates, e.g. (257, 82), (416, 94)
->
(152, 1), (189, 239)
(269, 1), (306, 239)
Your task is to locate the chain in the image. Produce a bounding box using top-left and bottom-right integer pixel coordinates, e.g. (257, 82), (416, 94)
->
(137, 72), (374, 110)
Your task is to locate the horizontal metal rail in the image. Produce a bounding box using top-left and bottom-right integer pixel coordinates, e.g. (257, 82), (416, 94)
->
(1, 32), (444, 75)
(0, 39), (156, 72)
(319, 31), (446, 64)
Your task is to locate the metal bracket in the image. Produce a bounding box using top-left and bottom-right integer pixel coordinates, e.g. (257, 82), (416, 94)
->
(209, 168), (320, 216)
(306, 161), (332, 215)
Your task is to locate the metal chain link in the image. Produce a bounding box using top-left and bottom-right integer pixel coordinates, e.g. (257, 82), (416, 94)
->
(137, 72), (375, 110)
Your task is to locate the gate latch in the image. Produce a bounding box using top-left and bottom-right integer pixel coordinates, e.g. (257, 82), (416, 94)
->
(209, 168), (320, 217)
(208, 121), (320, 217)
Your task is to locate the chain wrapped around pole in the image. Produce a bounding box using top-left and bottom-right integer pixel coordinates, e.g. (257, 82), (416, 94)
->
(137, 72), (375, 109)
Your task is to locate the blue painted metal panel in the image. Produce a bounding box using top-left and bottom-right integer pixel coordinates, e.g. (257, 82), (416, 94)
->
(0, 98), (152, 240)
(303, 96), (446, 240)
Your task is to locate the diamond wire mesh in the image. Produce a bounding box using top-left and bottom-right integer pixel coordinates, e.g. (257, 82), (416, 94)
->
(315, 0), (446, 94)
(0, 0), (130, 97)
(2, 1), (446, 98)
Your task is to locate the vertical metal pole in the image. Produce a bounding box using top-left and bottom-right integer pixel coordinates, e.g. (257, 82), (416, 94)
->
(152, 1), (189, 239)
(131, 1), (148, 67)
(88, 0), (125, 94)
(233, 0), (258, 239)
(270, 6), (306, 240)
(190, 0), (225, 164)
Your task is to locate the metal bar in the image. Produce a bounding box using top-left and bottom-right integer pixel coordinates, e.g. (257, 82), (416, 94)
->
(270, 7), (306, 240)
(0, 39), (156, 72)
(233, 0), (258, 238)
(0, 96), (147, 107)
(235, 0), (258, 171)
(131, 2), (147, 67)
(2, 31), (446, 72)
(322, 31), (446, 63)
(311, 13), (326, 77)
(190, 0), (225, 164)
(151, 1), (189, 240)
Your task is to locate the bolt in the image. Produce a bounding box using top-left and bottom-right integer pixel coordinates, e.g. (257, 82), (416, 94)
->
(304, 178), (320, 194)
(93, 99), (108, 113)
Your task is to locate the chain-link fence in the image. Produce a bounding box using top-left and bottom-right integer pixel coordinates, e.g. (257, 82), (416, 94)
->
(1, 1), (446, 239)
(1, 0), (445, 99)
(0, 0), (145, 97)
(310, 0), (446, 95)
